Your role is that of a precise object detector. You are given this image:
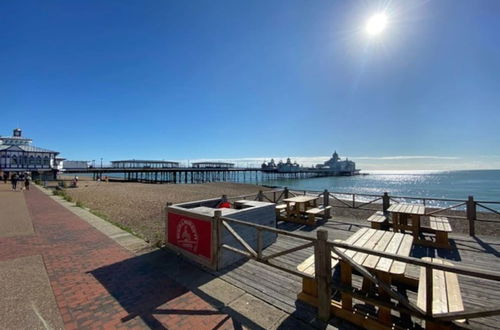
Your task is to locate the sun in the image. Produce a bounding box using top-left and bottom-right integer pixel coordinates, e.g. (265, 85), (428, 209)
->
(365, 13), (388, 36)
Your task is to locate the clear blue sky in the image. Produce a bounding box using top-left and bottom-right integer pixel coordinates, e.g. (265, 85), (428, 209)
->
(1, 1), (499, 169)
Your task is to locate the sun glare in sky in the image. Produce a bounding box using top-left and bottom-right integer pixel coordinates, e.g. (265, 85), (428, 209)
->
(365, 13), (388, 36)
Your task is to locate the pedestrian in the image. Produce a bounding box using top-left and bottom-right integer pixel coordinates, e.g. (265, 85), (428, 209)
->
(24, 174), (31, 191)
(19, 173), (25, 190)
(2, 173), (7, 184)
(11, 173), (18, 191)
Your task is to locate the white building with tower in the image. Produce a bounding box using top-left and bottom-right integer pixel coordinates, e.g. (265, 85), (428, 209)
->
(0, 128), (61, 179)
(315, 151), (359, 175)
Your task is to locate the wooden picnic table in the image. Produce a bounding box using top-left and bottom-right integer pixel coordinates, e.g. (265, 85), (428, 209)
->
(297, 227), (413, 325)
(387, 203), (425, 239)
(282, 196), (318, 222)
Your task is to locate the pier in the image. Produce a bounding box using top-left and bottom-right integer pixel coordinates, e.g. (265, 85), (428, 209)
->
(63, 166), (341, 183)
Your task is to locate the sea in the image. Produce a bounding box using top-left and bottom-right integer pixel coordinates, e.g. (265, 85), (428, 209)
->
(68, 169), (500, 210)
(260, 170), (500, 210)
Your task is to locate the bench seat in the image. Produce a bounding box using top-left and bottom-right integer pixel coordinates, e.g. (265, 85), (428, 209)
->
(429, 216), (452, 248)
(417, 257), (465, 329)
(305, 205), (332, 224)
(367, 211), (388, 229)
(429, 216), (452, 232)
(297, 251), (340, 299)
(275, 202), (295, 219)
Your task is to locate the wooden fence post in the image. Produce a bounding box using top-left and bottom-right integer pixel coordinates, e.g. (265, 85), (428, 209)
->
(284, 187), (289, 199)
(382, 192), (390, 213)
(466, 196), (476, 237)
(323, 189), (329, 206)
(258, 190), (264, 201)
(214, 210), (222, 270)
(315, 230), (331, 321)
(323, 190), (330, 220)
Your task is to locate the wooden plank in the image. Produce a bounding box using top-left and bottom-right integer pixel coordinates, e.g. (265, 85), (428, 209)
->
(433, 259), (449, 315)
(443, 220), (452, 232)
(336, 227), (371, 257)
(362, 231), (394, 270)
(375, 233), (403, 272)
(443, 260), (464, 314)
(367, 211), (386, 223)
(417, 258), (427, 312)
(222, 221), (257, 257)
(353, 230), (385, 265)
(390, 235), (413, 274)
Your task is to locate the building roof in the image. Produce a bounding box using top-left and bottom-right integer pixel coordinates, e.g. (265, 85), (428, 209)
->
(0, 144), (58, 153)
(111, 160), (179, 164)
(192, 161), (235, 165)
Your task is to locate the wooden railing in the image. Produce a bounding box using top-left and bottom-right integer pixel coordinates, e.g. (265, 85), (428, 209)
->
(214, 211), (315, 279)
(214, 213), (500, 326)
(227, 187), (500, 236)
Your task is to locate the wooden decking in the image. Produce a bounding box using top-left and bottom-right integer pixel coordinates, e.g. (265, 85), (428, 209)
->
(213, 217), (500, 329)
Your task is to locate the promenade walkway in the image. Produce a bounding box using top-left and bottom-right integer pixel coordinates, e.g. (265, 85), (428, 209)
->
(0, 183), (238, 329)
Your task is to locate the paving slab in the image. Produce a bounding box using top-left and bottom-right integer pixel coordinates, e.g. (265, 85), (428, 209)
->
(226, 293), (287, 329)
(0, 255), (64, 330)
(0, 186), (34, 237)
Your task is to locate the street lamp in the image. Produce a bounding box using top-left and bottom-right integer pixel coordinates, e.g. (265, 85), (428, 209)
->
(100, 158), (103, 168)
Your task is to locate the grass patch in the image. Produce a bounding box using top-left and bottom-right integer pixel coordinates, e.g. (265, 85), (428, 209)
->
(88, 209), (141, 238)
(52, 189), (145, 242)
(52, 188), (74, 202)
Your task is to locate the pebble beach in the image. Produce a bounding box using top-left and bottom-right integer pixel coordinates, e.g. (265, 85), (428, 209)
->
(64, 181), (263, 245)
(62, 180), (500, 246)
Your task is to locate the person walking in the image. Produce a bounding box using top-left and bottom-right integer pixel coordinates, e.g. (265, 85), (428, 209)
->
(24, 174), (31, 191)
(19, 173), (25, 190)
(3, 172), (8, 184)
(11, 173), (18, 191)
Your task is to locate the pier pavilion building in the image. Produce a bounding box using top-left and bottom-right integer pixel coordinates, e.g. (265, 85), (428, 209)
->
(315, 151), (358, 175)
(191, 162), (235, 169)
(0, 128), (60, 179)
(111, 160), (180, 169)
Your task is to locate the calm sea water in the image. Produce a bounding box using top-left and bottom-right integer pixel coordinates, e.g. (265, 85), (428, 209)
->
(67, 169), (500, 209)
(261, 170), (500, 207)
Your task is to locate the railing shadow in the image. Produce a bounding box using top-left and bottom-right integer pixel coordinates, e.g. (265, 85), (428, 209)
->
(472, 236), (500, 257)
(411, 240), (462, 261)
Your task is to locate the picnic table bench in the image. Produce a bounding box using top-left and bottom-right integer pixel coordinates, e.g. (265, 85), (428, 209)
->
(388, 203), (426, 239)
(305, 205), (332, 224)
(275, 202), (295, 219)
(367, 211), (389, 230)
(428, 216), (452, 248)
(417, 257), (465, 329)
(281, 196), (321, 225)
(297, 228), (414, 326)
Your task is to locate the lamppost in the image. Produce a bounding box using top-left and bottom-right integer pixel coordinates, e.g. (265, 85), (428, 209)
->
(100, 158), (103, 168)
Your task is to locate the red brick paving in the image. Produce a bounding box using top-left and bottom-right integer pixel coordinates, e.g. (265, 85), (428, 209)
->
(0, 187), (236, 329)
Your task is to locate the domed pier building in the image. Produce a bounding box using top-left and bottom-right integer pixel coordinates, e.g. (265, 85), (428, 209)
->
(315, 151), (359, 176)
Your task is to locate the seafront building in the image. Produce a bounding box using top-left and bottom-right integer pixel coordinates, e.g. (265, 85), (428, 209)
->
(0, 128), (60, 179)
(191, 161), (235, 169)
(111, 159), (179, 169)
(315, 151), (358, 175)
(261, 158), (300, 172)
(261, 151), (359, 175)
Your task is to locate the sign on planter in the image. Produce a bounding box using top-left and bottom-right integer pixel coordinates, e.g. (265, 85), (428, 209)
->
(167, 212), (212, 260)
